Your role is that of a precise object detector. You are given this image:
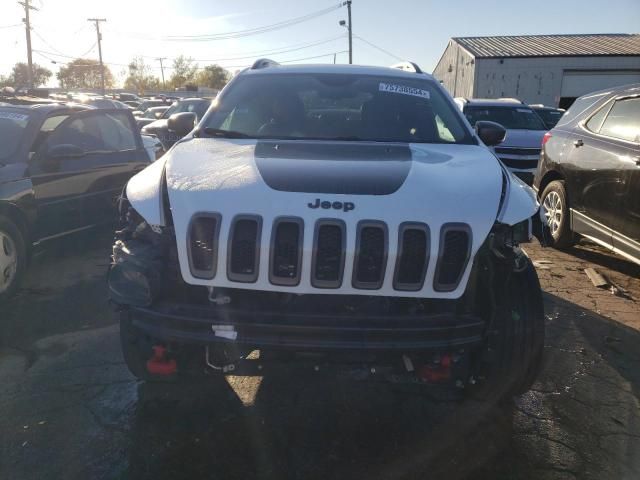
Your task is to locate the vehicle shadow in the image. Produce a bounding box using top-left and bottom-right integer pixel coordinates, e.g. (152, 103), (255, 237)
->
(123, 293), (640, 480)
(1, 226), (114, 348)
(127, 374), (516, 480)
(566, 241), (640, 278)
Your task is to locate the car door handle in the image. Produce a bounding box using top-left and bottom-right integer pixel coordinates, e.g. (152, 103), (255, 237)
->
(573, 139), (584, 148)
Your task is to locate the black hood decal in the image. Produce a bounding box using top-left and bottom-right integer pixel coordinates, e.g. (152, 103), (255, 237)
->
(254, 141), (411, 195)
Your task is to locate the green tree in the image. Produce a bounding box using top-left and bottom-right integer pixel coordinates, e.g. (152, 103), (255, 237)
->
(56, 58), (114, 90)
(123, 57), (160, 94)
(168, 55), (197, 89)
(7, 62), (52, 88)
(196, 64), (230, 90)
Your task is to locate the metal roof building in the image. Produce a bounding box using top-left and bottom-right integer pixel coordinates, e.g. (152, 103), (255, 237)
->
(433, 34), (640, 107)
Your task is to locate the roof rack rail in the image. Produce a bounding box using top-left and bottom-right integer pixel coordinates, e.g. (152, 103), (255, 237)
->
(251, 58), (280, 70)
(390, 61), (423, 74)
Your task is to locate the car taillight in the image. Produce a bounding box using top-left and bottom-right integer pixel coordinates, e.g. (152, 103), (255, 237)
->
(542, 132), (552, 146)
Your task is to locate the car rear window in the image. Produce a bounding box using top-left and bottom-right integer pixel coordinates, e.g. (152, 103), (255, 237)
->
(204, 73), (473, 144)
(464, 106), (547, 130)
(599, 97), (640, 142)
(556, 91), (610, 126)
(0, 109), (30, 160)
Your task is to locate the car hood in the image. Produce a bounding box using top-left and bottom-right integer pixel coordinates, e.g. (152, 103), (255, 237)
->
(499, 129), (547, 148)
(127, 137), (540, 298)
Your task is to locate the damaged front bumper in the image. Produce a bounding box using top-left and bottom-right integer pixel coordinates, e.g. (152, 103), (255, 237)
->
(124, 301), (485, 352)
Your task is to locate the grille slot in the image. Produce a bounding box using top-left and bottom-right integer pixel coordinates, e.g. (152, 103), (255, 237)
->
(312, 220), (346, 288)
(353, 221), (388, 289)
(228, 215), (262, 283)
(270, 218), (303, 286)
(499, 158), (539, 169)
(394, 223), (430, 291)
(494, 147), (541, 156)
(434, 224), (471, 292)
(187, 214), (220, 279)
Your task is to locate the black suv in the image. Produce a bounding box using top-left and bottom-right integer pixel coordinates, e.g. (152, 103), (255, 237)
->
(534, 84), (640, 264)
(0, 103), (150, 300)
(141, 98), (211, 149)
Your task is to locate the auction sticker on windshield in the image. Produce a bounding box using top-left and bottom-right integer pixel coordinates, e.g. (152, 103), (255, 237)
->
(0, 112), (29, 125)
(379, 83), (430, 99)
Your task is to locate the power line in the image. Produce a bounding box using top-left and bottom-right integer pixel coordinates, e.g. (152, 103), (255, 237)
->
(158, 34), (346, 63)
(162, 3), (343, 41)
(278, 51), (349, 64)
(33, 49), (129, 67)
(0, 24), (22, 29)
(32, 28), (96, 60)
(31, 28), (67, 56)
(78, 41), (97, 58)
(353, 34), (402, 61)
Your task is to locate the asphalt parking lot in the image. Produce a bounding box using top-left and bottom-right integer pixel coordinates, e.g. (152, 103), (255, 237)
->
(1, 229), (639, 480)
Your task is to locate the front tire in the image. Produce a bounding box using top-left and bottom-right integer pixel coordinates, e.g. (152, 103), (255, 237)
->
(540, 180), (574, 248)
(472, 255), (545, 399)
(0, 216), (27, 303)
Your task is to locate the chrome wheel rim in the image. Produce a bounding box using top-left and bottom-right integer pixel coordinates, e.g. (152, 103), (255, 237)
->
(543, 191), (563, 237)
(0, 230), (18, 294)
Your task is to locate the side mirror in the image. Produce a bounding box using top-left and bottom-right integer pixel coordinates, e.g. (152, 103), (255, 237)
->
(47, 144), (86, 158)
(475, 121), (506, 146)
(167, 112), (196, 137)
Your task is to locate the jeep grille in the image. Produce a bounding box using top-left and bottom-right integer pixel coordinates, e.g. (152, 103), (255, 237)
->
(187, 214), (220, 279)
(434, 224), (471, 292)
(186, 215), (471, 293)
(270, 218), (303, 286)
(228, 216), (261, 283)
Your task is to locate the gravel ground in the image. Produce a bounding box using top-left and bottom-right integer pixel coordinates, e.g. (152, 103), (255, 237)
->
(0, 231), (638, 480)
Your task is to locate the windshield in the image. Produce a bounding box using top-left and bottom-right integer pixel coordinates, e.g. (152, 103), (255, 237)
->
(204, 74), (473, 144)
(535, 109), (564, 128)
(0, 109), (30, 160)
(162, 100), (210, 119)
(464, 106), (547, 130)
(138, 100), (165, 111)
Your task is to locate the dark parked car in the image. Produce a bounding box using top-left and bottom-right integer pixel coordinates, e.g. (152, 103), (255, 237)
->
(135, 106), (170, 129)
(132, 99), (172, 117)
(141, 97), (211, 148)
(123, 100), (141, 110)
(455, 98), (548, 185)
(534, 83), (640, 265)
(0, 104), (150, 300)
(530, 104), (565, 129)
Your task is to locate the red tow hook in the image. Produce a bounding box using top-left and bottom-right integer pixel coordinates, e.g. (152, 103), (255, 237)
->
(417, 354), (452, 383)
(146, 345), (177, 376)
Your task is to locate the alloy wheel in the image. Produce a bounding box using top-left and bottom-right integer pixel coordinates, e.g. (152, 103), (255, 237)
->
(0, 230), (18, 294)
(543, 191), (563, 237)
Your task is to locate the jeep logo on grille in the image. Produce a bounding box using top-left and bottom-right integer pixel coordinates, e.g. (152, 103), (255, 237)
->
(308, 198), (355, 212)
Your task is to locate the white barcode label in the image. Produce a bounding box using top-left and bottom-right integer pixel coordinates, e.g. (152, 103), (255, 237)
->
(379, 82), (430, 99)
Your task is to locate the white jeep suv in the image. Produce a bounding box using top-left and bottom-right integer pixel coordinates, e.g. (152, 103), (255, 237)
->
(109, 60), (547, 398)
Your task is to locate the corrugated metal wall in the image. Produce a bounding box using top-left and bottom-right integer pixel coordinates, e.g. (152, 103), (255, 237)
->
(432, 41), (475, 98)
(474, 56), (640, 106)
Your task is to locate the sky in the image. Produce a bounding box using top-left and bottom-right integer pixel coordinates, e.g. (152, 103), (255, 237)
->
(1, 0), (639, 88)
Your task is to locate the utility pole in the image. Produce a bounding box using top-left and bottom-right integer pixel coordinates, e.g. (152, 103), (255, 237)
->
(156, 57), (167, 90)
(340, 1), (353, 64)
(346, 0), (352, 64)
(88, 18), (106, 95)
(19, 0), (38, 90)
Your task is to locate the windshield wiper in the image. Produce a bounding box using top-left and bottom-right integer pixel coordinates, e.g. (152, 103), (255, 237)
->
(202, 127), (253, 139)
